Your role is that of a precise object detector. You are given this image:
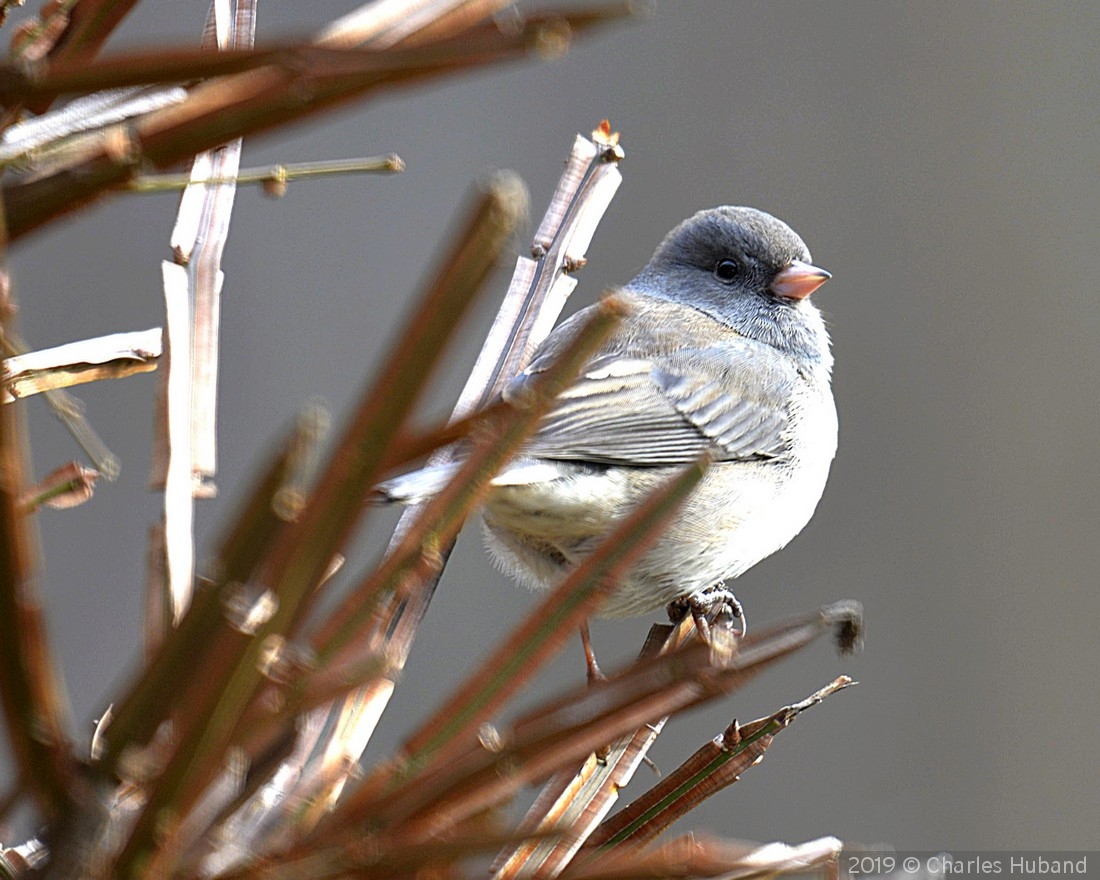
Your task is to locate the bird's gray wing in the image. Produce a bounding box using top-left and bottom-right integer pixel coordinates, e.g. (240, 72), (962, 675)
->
(505, 342), (796, 466)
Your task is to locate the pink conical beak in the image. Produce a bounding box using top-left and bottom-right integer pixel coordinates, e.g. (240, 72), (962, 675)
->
(770, 259), (831, 300)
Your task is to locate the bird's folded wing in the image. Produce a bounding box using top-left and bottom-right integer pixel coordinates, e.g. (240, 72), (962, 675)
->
(506, 345), (794, 466)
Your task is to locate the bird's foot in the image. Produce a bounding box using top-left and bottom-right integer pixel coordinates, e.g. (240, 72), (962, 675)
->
(667, 582), (746, 645)
(579, 621), (607, 685)
(579, 622), (614, 761)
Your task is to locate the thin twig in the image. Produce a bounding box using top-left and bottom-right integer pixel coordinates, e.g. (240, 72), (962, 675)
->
(19, 461), (99, 512)
(127, 153), (405, 193)
(1, 7), (634, 241)
(0, 317), (78, 822)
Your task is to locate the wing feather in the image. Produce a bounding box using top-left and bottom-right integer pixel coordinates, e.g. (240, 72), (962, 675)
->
(505, 338), (796, 466)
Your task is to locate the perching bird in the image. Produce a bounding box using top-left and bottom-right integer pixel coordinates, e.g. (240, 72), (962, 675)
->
(380, 205), (836, 637)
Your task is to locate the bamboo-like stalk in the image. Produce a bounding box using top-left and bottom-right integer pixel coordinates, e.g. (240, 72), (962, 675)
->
(581, 677), (854, 854)
(1, 327), (161, 402)
(255, 602), (857, 877)
(17, 0), (144, 93)
(562, 834), (844, 880)
(98, 176), (525, 821)
(157, 262), (195, 627)
(494, 607), (861, 878)
(180, 0), (255, 491)
(0, 364), (77, 823)
(149, 0), (256, 634)
(493, 618), (697, 878)
(221, 300), (622, 776)
(315, 0), (513, 50)
(0, 319), (121, 478)
(287, 126), (623, 838)
(0, 5), (635, 241)
(102, 171), (529, 880)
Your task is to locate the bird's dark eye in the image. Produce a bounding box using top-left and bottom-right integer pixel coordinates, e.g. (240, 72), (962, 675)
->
(714, 259), (739, 283)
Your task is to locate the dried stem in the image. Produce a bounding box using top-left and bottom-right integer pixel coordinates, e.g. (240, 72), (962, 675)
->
(149, 0), (257, 632)
(581, 676), (855, 855)
(293, 126), (624, 833)
(0, 358), (77, 824)
(2, 327), (161, 402)
(127, 154), (404, 193)
(99, 171), (529, 879)
(1, 6), (635, 241)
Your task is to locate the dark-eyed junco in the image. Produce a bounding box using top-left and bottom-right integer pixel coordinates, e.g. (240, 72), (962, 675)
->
(381, 206), (836, 626)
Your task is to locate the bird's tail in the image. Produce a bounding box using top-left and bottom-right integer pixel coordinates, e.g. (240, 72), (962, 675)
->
(375, 457), (569, 505)
(372, 461), (463, 505)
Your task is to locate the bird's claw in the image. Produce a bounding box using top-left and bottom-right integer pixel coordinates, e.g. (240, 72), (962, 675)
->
(667, 582), (747, 643)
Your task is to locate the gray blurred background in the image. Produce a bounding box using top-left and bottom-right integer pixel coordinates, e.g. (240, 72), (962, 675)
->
(4, 0), (1099, 854)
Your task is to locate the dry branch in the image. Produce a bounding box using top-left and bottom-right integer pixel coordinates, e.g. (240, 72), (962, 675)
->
(1, 327), (160, 402)
(288, 125), (624, 838)
(0, 367), (77, 822)
(0, 5), (635, 241)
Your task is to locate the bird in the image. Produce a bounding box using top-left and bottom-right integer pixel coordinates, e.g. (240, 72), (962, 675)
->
(380, 205), (836, 645)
